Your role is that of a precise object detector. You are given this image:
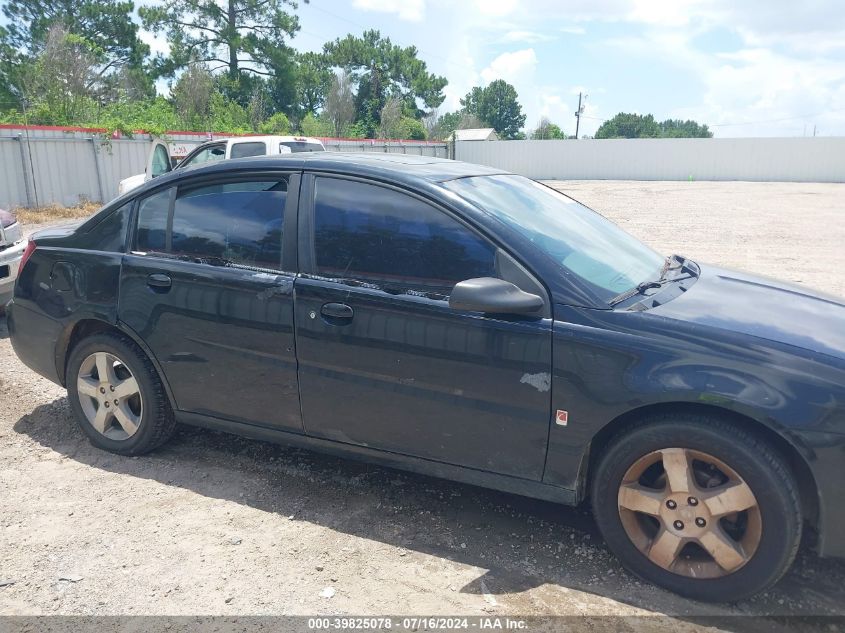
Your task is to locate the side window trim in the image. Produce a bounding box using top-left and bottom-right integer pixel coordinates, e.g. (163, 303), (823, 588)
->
(165, 185), (177, 252)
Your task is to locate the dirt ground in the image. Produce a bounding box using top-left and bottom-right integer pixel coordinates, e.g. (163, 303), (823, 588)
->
(1, 181), (844, 627)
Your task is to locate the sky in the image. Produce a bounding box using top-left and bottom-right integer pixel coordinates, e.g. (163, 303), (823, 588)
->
(95, 0), (845, 137)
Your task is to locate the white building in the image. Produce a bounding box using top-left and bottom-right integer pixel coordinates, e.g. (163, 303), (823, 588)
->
(452, 128), (499, 141)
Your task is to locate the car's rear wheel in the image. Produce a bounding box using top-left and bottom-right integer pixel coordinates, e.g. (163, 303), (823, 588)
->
(591, 412), (802, 602)
(67, 331), (175, 455)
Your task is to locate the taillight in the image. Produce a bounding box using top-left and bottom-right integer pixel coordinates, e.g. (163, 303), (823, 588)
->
(19, 239), (36, 273)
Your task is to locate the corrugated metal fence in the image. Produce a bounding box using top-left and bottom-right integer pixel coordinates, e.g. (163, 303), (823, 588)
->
(0, 126), (448, 208)
(4, 127), (843, 209)
(455, 137), (845, 182)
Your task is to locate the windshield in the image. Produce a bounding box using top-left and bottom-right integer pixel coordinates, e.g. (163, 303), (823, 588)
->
(280, 141), (325, 153)
(443, 175), (664, 302)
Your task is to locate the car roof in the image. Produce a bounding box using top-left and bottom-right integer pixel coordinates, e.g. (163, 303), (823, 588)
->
(164, 152), (508, 184)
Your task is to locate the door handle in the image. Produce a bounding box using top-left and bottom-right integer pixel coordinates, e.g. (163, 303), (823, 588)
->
(146, 273), (172, 290)
(320, 302), (354, 323)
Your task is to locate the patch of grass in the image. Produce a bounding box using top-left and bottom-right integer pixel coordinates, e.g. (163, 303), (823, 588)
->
(12, 202), (101, 226)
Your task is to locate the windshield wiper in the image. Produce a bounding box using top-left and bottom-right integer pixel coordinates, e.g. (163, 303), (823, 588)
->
(608, 255), (694, 307)
(608, 279), (665, 307)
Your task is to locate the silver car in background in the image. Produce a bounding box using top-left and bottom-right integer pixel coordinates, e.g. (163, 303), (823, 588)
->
(0, 209), (26, 309)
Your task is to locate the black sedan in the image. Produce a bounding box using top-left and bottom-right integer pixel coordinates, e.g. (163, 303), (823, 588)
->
(7, 153), (845, 602)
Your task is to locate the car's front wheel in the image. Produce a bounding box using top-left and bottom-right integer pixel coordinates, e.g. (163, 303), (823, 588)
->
(591, 412), (802, 602)
(67, 331), (175, 455)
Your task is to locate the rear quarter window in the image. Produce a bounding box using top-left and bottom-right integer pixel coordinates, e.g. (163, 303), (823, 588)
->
(73, 201), (133, 252)
(135, 188), (173, 252)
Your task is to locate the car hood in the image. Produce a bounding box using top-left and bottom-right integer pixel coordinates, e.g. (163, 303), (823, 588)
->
(118, 172), (146, 195)
(650, 263), (845, 361)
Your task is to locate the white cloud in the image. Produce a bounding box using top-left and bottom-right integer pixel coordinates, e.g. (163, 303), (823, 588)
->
(626, 0), (703, 27)
(351, 0), (426, 22)
(480, 49), (538, 85)
(501, 30), (554, 44)
(472, 0), (519, 17)
(604, 20), (845, 137)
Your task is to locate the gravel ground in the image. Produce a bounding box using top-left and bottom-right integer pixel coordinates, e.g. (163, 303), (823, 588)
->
(1, 181), (844, 627)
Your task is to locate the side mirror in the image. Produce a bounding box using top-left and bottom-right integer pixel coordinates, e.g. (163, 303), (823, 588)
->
(449, 277), (544, 315)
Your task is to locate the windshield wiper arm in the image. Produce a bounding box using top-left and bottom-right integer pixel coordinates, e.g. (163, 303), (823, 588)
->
(608, 255), (694, 307)
(608, 279), (664, 307)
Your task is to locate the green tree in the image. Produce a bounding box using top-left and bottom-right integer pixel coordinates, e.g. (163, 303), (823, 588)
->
(140, 0), (303, 107)
(595, 113), (713, 139)
(299, 112), (332, 137)
(400, 117), (426, 140)
(97, 96), (181, 135)
(0, 0), (149, 106)
(24, 26), (102, 125)
(208, 91), (250, 132)
(259, 112), (291, 134)
(323, 29), (447, 138)
(1, 0), (147, 69)
(461, 80), (525, 139)
(659, 118), (713, 138)
(171, 64), (215, 129)
(323, 71), (355, 137)
(532, 117), (566, 139)
(0, 26), (21, 109)
(294, 51), (332, 120)
(595, 113), (661, 138)
(428, 111), (486, 139)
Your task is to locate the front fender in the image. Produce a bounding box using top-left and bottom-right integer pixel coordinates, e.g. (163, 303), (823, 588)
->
(544, 305), (845, 492)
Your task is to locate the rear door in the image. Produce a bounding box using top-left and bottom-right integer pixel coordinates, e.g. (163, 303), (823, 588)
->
(294, 174), (553, 479)
(118, 171), (303, 432)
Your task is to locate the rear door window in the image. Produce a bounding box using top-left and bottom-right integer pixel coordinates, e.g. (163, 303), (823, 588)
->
(172, 180), (287, 270)
(133, 180), (288, 271)
(312, 177), (495, 296)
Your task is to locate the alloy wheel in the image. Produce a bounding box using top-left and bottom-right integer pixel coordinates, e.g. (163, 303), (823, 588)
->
(618, 447), (762, 579)
(76, 351), (143, 440)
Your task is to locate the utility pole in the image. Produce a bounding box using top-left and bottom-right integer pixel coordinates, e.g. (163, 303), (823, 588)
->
(574, 92), (586, 139)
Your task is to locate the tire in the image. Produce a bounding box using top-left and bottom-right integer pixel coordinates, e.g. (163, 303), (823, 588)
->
(591, 411), (801, 602)
(66, 331), (176, 455)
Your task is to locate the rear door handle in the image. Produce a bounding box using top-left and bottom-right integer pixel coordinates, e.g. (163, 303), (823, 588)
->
(146, 273), (172, 290)
(320, 302), (354, 322)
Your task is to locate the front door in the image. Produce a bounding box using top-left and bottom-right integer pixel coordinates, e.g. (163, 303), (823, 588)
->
(118, 173), (303, 432)
(294, 175), (552, 479)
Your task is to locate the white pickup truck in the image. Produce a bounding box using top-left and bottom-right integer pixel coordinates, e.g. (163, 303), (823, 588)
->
(0, 209), (26, 309)
(117, 135), (326, 196)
